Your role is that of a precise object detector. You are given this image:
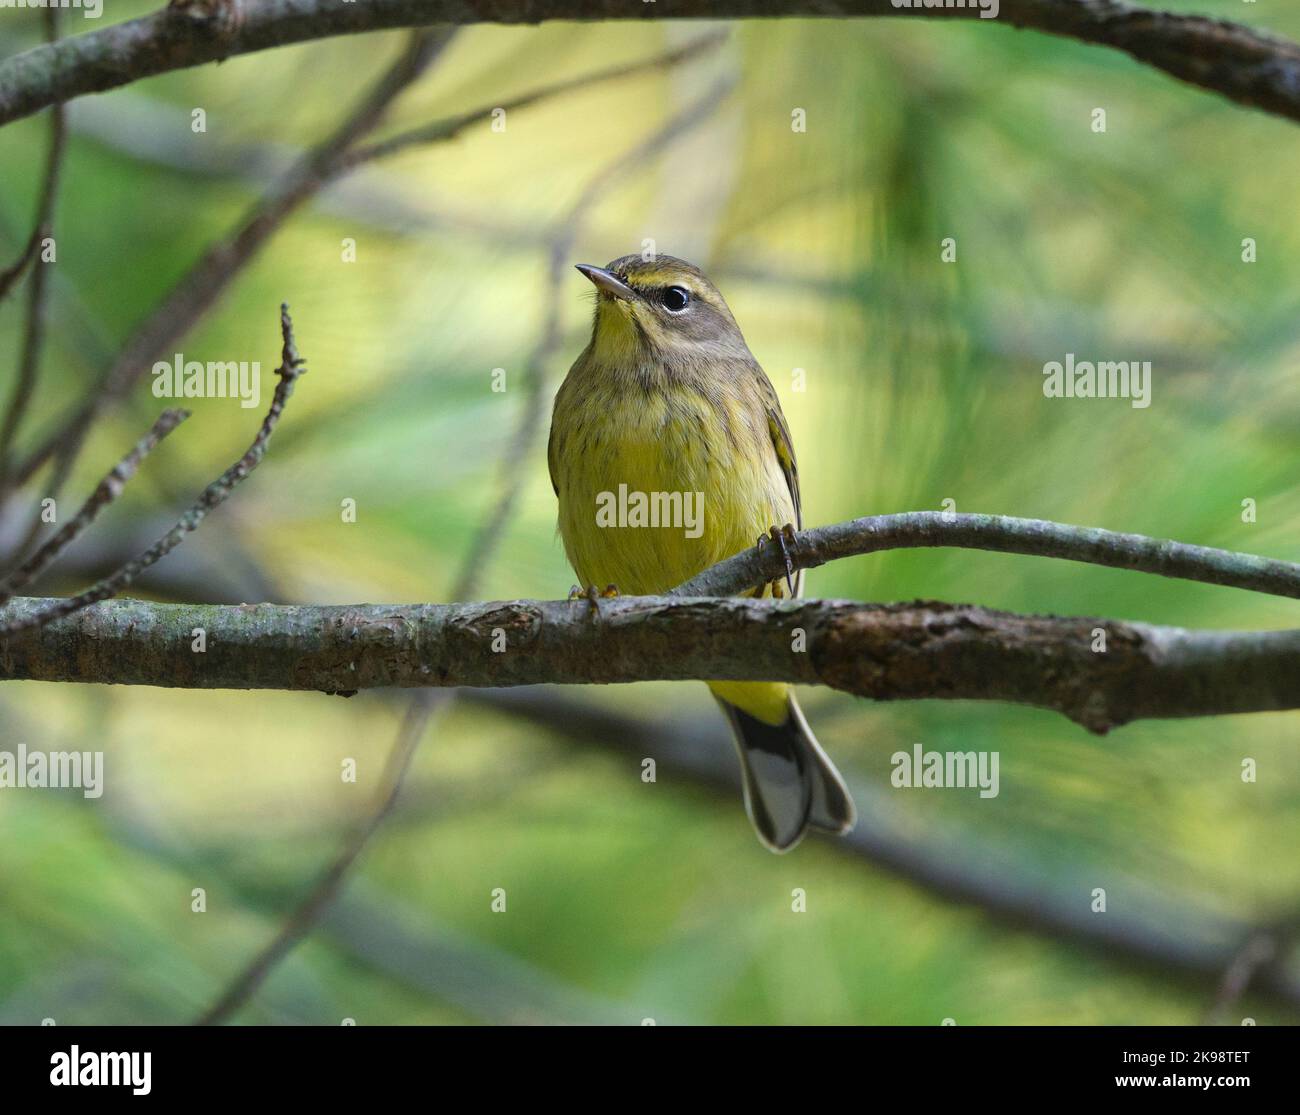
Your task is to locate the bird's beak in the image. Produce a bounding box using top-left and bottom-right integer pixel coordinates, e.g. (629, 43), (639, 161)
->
(576, 264), (636, 302)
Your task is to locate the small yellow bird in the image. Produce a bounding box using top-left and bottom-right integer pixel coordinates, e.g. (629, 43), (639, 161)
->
(548, 254), (856, 852)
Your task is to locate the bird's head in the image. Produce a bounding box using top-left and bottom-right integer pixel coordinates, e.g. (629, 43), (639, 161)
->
(576, 254), (749, 367)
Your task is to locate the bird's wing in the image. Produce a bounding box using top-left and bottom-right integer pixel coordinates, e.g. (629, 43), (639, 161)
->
(760, 375), (802, 530)
(546, 419), (560, 497)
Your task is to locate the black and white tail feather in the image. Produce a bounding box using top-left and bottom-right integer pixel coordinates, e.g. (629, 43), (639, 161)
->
(719, 695), (856, 852)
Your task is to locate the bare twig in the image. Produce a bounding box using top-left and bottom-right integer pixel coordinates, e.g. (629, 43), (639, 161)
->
(1203, 934), (1278, 1024)
(11, 27), (454, 523)
(0, 9), (68, 498)
(675, 511), (1300, 600)
(3, 29), (453, 602)
(4, 2), (1300, 128)
(0, 236), (38, 301)
(0, 231), (41, 305)
(340, 29), (727, 170)
(0, 408), (189, 608)
(0, 305), (305, 639)
(194, 694), (433, 1025)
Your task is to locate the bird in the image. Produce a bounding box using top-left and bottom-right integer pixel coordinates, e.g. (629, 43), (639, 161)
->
(547, 253), (856, 852)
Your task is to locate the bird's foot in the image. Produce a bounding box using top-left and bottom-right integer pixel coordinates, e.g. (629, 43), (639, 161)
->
(568, 583), (619, 617)
(763, 523), (798, 596)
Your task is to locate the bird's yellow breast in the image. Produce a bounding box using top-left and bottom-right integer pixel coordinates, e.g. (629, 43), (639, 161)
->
(550, 372), (793, 596)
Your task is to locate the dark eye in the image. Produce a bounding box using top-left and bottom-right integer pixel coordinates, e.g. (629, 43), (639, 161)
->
(663, 286), (691, 312)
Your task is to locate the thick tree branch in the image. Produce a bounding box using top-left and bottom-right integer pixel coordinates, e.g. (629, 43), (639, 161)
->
(2, 1), (1300, 128)
(3, 594), (1298, 734)
(5, 513), (1296, 733)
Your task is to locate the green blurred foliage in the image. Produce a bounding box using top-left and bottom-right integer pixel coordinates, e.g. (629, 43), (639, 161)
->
(0, 3), (1297, 1024)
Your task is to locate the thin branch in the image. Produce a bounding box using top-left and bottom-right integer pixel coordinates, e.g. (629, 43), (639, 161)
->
(675, 511), (1300, 599)
(1203, 934), (1278, 1024)
(1, 29), (453, 600)
(3, 1), (1300, 128)
(0, 230), (40, 305)
(0, 9), (68, 497)
(0, 408), (190, 607)
(0, 305), (305, 639)
(9, 29), (726, 492)
(0, 235), (37, 301)
(194, 694), (434, 1026)
(340, 29), (727, 170)
(0, 4), (62, 305)
(8, 26), (453, 523)
(4, 593), (1299, 734)
(193, 69), (736, 1025)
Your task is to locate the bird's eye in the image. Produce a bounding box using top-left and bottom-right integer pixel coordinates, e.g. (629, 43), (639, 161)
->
(663, 286), (691, 312)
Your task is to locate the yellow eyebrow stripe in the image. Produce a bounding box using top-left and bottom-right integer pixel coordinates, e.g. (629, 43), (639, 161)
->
(622, 264), (690, 287)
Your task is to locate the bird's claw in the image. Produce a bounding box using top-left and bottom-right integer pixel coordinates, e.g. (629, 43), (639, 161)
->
(769, 523), (797, 596)
(568, 583), (620, 617)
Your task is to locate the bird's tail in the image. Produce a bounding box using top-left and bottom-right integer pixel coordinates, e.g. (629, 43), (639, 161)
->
(713, 686), (856, 853)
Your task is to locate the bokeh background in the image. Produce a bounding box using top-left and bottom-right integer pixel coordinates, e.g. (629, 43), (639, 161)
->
(1, 1), (1298, 1024)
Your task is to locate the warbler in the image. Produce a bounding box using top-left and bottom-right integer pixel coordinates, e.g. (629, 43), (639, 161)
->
(547, 254), (856, 852)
